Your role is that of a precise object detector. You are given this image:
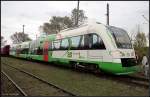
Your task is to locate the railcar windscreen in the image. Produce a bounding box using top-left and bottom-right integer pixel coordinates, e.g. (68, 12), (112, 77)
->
(108, 26), (132, 49)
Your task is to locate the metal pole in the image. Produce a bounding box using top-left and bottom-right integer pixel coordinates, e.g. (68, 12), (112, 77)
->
(138, 24), (140, 33)
(142, 15), (149, 23)
(76, 0), (80, 26)
(106, 3), (109, 26)
(22, 25), (25, 42)
(36, 34), (37, 40)
(23, 25), (25, 33)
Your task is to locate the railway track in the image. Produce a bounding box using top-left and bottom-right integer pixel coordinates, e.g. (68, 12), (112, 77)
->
(93, 72), (149, 89)
(70, 68), (149, 89)
(70, 65), (149, 89)
(2, 57), (149, 89)
(1, 71), (27, 96)
(115, 75), (149, 89)
(125, 75), (149, 83)
(2, 62), (77, 96)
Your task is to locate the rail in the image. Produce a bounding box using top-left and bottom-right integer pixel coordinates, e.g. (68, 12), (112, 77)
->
(2, 62), (77, 96)
(1, 71), (28, 96)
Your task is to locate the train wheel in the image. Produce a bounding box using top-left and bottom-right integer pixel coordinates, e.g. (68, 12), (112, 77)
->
(93, 65), (101, 74)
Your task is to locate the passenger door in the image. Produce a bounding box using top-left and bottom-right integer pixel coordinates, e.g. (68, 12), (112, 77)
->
(43, 41), (49, 61)
(86, 34), (106, 62)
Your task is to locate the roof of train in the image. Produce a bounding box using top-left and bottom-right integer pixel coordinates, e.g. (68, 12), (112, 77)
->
(54, 21), (106, 40)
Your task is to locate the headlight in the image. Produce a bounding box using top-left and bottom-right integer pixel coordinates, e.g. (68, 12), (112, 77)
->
(131, 52), (135, 57)
(111, 50), (122, 57)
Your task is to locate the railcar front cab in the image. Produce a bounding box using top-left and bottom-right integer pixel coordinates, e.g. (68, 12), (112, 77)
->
(101, 25), (140, 75)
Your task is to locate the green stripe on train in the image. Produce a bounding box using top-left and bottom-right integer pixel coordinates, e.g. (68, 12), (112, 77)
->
(30, 55), (43, 61)
(46, 57), (140, 75)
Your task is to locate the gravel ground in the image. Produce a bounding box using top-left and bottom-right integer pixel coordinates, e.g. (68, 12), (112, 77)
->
(1, 72), (23, 96)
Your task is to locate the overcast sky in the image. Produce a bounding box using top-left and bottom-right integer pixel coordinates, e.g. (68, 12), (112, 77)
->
(1, 1), (149, 45)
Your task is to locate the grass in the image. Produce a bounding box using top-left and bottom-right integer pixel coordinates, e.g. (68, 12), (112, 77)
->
(1, 57), (149, 96)
(2, 65), (69, 96)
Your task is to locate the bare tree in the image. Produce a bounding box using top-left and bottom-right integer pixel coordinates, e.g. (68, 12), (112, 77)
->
(40, 16), (73, 34)
(134, 32), (147, 48)
(40, 8), (88, 35)
(10, 32), (31, 44)
(1, 36), (7, 46)
(71, 8), (88, 26)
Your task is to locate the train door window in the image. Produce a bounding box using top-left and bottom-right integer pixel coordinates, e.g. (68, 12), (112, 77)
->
(99, 36), (106, 49)
(60, 38), (69, 50)
(91, 34), (106, 49)
(33, 48), (35, 54)
(53, 40), (61, 50)
(49, 42), (52, 50)
(84, 33), (105, 49)
(70, 36), (81, 50)
(84, 34), (90, 49)
(52, 42), (54, 50)
(79, 35), (84, 49)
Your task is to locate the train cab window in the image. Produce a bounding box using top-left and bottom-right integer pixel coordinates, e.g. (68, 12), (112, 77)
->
(108, 26), (132, 49)
(53, 40), (61, 50)
(70, 36), (81, 50)
(60, 38), (69, 50)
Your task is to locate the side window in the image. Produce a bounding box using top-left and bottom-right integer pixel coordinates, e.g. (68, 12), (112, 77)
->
(60, 38), (69, 50)
(34, 48), (38, 54)
(37, 47), (43, 55)
(30, 42), (34, 54)
(25, 48), (29, 54)
(70, 36), (81, 50)
(93, 34), (98, 45)
(53, 40), (61, 50)
(20, 49), (23, 54)
(92, 34), (99, 49)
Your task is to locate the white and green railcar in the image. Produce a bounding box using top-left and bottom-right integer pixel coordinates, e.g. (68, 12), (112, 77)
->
(10, 22), (140, 75)
(49, 22), (139, 75)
